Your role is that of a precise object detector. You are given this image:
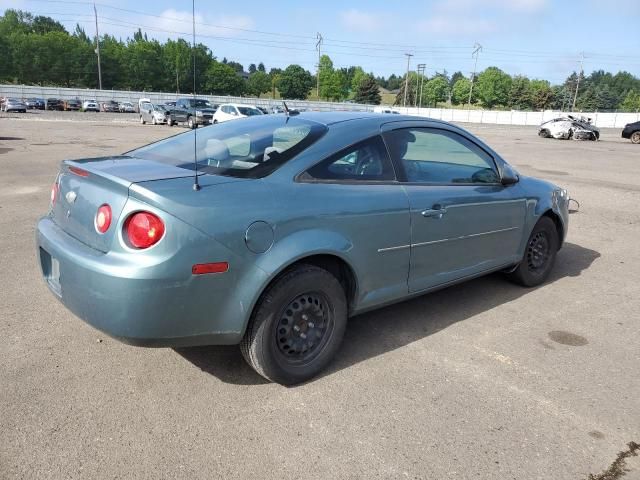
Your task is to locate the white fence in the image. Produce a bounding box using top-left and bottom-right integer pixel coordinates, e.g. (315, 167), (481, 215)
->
(2, 84), (639, 128)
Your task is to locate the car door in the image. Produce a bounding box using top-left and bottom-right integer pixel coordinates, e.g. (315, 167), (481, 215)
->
(382, 125), (526, 293)
(296, 134), (411, 310)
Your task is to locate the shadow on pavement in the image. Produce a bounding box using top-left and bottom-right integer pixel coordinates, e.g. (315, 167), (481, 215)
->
(176, 242), (600, 386)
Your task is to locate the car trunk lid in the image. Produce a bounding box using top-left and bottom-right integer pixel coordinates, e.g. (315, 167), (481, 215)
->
(51, 155), (201, 252)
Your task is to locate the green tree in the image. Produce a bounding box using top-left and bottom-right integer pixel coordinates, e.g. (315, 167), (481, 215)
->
(349, 66), (366, 97)
(204, 61), (244, 95)
(476, 67), (512, 108)
(451, 78), (472, 105)
(509, 75), (531, 109)
(354, 74), (381, 104)
(423, 76), (448, 107)
(278, 64), (313, 99)
(621, 90), (640, 111)
(317, 54), (335, 100)
(246, 71), (271, 97)
(257, 62), (266, 72)
(529, 79), (553, 110)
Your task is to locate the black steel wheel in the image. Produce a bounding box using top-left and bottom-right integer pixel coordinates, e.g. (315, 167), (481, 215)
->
(241, 264), (348, 385)
(506, 216), (559, 287)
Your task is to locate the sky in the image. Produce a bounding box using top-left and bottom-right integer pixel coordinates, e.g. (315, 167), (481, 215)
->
(2, 0), (640, 84)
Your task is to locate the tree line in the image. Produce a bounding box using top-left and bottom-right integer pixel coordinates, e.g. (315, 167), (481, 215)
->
(1, 9), (639, 111)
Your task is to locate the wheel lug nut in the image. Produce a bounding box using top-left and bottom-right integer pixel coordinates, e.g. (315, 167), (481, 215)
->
(302, 314), (308, 321)
(308, 322), (315, 328)
(293, 325), (300, 332)
(300, 333), (307, 339)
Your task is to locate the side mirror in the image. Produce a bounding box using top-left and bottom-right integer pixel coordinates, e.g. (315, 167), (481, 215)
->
(501, 164), (519, 186)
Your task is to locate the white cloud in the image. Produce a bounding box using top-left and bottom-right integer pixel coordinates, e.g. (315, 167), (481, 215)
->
(339, 9), (382, 32)
(152, 9), (255, 38)
(418, 16), (496, 35)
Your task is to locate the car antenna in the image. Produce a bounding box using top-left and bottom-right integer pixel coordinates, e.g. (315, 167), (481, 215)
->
(191, 0), (200, 191)
(283, 101), (289, 116)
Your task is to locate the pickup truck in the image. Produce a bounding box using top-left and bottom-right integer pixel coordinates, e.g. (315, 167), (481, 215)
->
(166, 98), (217, 128)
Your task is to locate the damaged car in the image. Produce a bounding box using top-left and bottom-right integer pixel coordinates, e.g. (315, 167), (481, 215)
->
(538, 115), (600, 141)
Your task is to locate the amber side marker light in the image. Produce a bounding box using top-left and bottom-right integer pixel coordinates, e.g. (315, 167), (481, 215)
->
(68, 166), (90, 177)
(192, 262), (229, 275)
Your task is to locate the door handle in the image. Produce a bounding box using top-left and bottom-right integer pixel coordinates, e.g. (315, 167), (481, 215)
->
(421, 205), (447, 218)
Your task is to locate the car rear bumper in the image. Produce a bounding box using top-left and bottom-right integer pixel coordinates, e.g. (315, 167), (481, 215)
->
(35, 216), (251, 347)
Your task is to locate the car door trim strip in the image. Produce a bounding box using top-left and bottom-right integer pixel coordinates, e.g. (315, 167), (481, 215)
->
(412, 226), (520, 248)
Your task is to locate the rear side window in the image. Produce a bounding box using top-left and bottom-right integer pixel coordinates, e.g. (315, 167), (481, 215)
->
(306, 135), (395, 181)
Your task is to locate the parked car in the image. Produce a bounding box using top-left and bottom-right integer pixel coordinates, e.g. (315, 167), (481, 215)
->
(621, 121), (640, 144)
(64, 98), (82, 111)
(256, 106), (269, 114)
(164, 101), (176, 108)
(46, 98), (64, 111)
(24, 98), (45, 109)
(101, 100), (119, 112)
(2, 98), (27, 112)
(166, 98), (217, 128)
(212, 103), (263, 123)
(374, 106), (400, 114)
(538, 115), (600, 141)
(36, 112), (569, 384)
(82, 100), (99, 112)
(118, 102), (135, 113)
(139, 102), (168, 125)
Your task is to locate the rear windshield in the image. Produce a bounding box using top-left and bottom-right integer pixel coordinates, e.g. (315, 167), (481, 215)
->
(127, 116), (327, 178)
(238, 106), (262, 116)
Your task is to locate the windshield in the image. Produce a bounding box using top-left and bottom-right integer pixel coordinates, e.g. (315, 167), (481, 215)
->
(128, 116), (327, 178)
(153, 104), (167, 112)
(194, 99), (212, 108)
(238, 106), (262, 116)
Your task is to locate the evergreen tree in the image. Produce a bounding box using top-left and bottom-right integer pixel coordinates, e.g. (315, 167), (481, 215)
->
(354, 75), (381, 104)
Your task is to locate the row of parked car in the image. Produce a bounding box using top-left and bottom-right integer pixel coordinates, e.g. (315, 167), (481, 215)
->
(138, 97), (285, 128)
(537, 114), (640, 144)
(0, 97), (137, 113)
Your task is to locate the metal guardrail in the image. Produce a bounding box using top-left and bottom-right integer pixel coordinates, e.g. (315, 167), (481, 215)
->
(1, 84), (639, 128)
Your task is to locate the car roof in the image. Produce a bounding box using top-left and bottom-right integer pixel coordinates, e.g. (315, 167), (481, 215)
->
(294, 110), (437, 126)
(223, 103), (261, 108)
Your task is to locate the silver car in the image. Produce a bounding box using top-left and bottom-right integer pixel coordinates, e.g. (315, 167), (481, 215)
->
(139, 102), (168, 125)
(3, 98), (27, 113)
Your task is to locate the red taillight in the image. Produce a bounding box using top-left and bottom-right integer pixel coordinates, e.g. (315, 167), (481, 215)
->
(125, 212), (165, 249)
(68, 166), (90, 177)
(50, 181), (59, 207)
(95, 204), (112, 234)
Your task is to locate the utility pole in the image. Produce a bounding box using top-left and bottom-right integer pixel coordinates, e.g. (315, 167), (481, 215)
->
(417, 63), (426, 110)
(403, 53), (413, 108)
(572, 52), (584, 111)
(316, 32), (323, 100)
(467, 42), (482, 107)
(93, 3), (102, 90)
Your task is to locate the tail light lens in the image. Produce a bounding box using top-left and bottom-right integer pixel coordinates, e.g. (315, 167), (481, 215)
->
(95, 204), (112, 233)
(50, 181), (59, 207)
(125, 212), (165, 249)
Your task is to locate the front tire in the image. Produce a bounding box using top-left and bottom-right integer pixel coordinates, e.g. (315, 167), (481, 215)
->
(188, 116), (195, 129)
(538, 129), (551, 138)
(240, 265), (348, 385)
(140, 116), (145, 125)
(631, 131), (640, 144)
(506, 216), (559, 287)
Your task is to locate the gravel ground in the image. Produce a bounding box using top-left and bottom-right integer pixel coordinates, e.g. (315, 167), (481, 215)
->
(0, 116), (639, 479)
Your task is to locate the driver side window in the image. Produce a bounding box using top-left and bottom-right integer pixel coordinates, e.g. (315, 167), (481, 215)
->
(306, 135), (395, 181)
(383, 128), (500, 184)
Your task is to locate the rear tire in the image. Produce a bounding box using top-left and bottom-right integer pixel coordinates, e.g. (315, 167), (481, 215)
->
(240, 265), (348, 385)
(188, 116), (195, 129)
(506, 216), (559, 287)
(167, 117), (173, 126)
(631, 131), (640, 144)
(140, 116), (145, 125)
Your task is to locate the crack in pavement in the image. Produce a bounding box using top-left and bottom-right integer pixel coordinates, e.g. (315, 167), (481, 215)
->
(587, 442), (640, 480)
